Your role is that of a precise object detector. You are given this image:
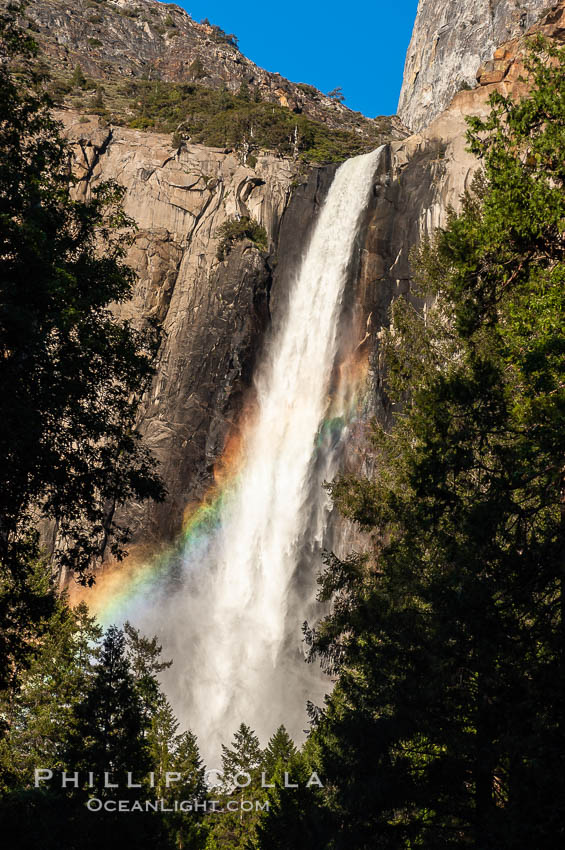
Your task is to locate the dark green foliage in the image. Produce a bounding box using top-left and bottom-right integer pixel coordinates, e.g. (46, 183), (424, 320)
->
(0, 15), (165, 587)
(0, 17), (213, 847)
(65, 625), (150, 788)
(221, 722), (263, 782)
(0, 599), (101, 790)
(216, 216), (268, 261)
(124, 620), (172, 731)
(147, 697), (179, 796)
(166, 725), (208, 848)
(0, 546), (57, 695)
(206, 723), (266, 849)
(70, 62), (86, 89)
(256, 733), (329, 850)
(126, 79), (381, 163)
(300, 38), (565, 848)
(327, 86), (345, 102)
(0, 576), (208, 848)
(262, 724), (298, 777)
(0, 600), (207, 848)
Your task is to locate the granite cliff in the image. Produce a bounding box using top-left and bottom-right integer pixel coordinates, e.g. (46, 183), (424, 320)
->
(60, 113), (301, 545)
(10, 0), (404, 142)
(319, 0), (565, 553)
(398, 0), (552, 131)
(355, 4), (565, 391)
(8, 0), (563, 561)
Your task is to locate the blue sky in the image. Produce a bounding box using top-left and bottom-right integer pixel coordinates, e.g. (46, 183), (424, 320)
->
(165, 1), (419, 118)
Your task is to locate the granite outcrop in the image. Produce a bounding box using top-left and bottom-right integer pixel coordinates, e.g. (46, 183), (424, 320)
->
(28, 0), (565, 560)
(398, 0), (552, 131)
(6, 0), (404, 139)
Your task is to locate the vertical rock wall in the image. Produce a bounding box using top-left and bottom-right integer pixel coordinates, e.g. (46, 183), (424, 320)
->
(335, 1), (565, 555)
(62, 113), (304, 546)
(398, 0), (551, 131)
(54, 3), (564, 561)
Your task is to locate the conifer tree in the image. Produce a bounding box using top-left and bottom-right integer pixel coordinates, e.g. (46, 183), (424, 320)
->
(0, 10), (165, 590)
(262, 724), (298, 779)
(0, 599), (101, 790)
(206, 723), (265, 849)
(170, 729), (208, 849)
(70, 62), (86, 89)
(149, 697), (179, 797)
(301, 37), (565, 848)
(256, 732), (328, 850)
(124, 620), (172, 733)
(220, 723), (263, 784)
(148, 698), (208, 848)
(66, 625), (150, 792)
(174, 729), (207, 797)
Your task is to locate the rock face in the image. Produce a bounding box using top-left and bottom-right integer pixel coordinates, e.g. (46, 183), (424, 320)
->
(10, 0), (404, 139)
(333, 1), (565, 552)
(62, 112), (301, 544)
(398, 0), (551, 132)
(365, 0), (565, 403)
(38, 0), (565, 560)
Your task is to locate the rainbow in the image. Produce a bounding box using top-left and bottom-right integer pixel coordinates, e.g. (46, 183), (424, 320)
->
(68, 484), (231, 625)
(69, 348), (371, 626)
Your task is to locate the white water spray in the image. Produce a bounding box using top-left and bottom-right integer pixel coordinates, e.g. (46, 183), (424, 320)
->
(150, 148), (383, 762)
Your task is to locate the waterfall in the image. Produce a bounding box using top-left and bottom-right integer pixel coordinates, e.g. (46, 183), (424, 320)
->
(148, 148), (383, 763)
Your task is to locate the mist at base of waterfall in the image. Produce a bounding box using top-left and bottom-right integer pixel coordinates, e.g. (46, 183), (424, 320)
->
(132, 148), (384, 765)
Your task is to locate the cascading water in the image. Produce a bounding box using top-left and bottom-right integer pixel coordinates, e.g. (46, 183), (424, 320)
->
(91, 147), (384, 764)
(170, 147), (384, 760)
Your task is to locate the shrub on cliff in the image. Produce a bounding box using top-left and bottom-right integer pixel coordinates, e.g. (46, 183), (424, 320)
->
(70, 62), (86, 90)
(216, 216), (268, 261)
(127, 79), (379, 163)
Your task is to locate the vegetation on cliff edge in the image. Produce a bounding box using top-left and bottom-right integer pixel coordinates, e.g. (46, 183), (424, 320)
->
(256, 36), (565, 848)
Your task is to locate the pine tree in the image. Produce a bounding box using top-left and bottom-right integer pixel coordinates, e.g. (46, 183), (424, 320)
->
(70, 63), (86, 89)
(148, 698), (179, 797)
(262, 725), (297, 779)
(255, 753), (328, 850)
(303, 37), (565, 849)
(327, 86), (345, 102)
(146, 698), (208, 848)
(206, 723), (265, 849)
(0, 12), (165, 588)
(169, 729), (208, 849)
(174, 729), (207, 797)
(0, 597), (101, 790)
(220, 723), (263, 786)
(0, 602), (173, 849)
(66, 625), (150, 792)
(124, 620), (172, 733)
